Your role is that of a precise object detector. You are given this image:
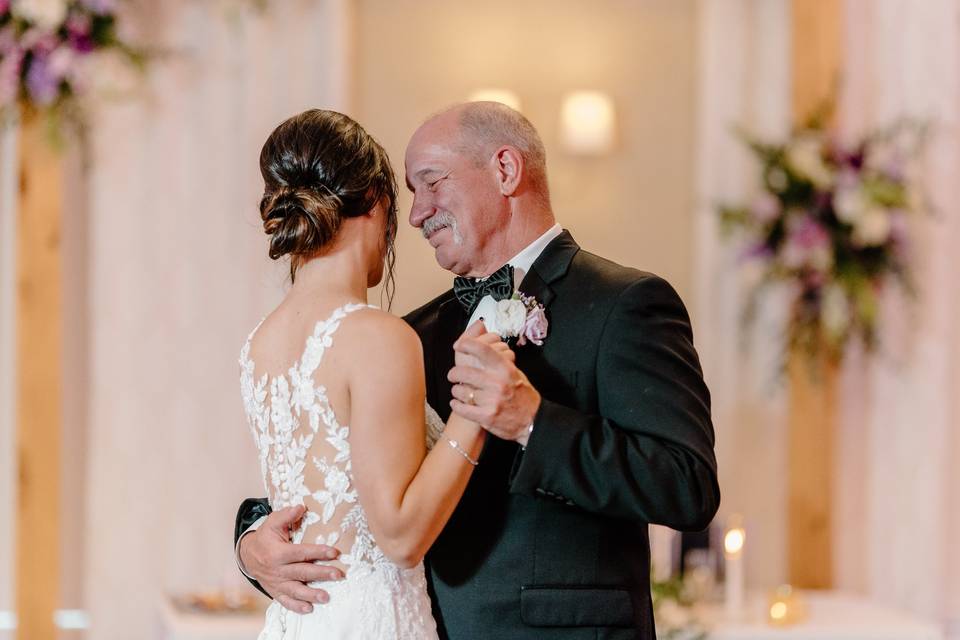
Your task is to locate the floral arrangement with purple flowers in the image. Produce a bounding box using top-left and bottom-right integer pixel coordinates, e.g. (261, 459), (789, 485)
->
(0, 0), (143, 130)
(719, 109), (927, 363)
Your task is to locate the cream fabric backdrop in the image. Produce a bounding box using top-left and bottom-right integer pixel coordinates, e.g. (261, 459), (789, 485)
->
(836, 0), (960, 631)
(80, 1), (352, 636)
(693, 0), (792, 590)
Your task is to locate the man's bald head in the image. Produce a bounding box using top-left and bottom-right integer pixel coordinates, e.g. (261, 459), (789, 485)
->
(441, 101), (550, 200)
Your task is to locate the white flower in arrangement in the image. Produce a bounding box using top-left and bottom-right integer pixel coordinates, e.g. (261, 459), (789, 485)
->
(47, 46), (76, 80)
(821, 284), (849, 339)
(786, 133), (833, 189)
(11, 0), (68, 30)
(852, 206), (892, 247)
(833, 181), (867, 224)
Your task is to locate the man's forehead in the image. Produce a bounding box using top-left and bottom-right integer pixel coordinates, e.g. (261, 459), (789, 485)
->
(405, 137), (458, 177)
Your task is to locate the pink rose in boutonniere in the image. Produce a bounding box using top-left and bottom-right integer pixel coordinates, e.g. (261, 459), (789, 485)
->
(518, 301), (548, 346)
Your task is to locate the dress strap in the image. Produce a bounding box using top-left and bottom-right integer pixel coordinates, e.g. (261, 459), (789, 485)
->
(298, 303), (378, 377)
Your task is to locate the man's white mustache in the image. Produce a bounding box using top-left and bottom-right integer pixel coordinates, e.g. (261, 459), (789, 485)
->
(421, 212), (458, 239)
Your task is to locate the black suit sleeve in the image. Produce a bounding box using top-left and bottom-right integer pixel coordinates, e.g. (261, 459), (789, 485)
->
(235, 498), (272, 598)
(509, 275), (720, 530)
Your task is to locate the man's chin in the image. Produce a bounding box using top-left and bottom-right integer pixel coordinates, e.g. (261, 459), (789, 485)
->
(433, 246), (464, 275)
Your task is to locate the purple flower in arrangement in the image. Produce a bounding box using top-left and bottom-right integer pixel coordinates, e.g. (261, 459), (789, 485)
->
(69, 33), (95, 54)
(781, 215), (833, 272)
(738, 242), (774, 265)
(25, 55), (60, 106)
(67, 11), (92, 35)
(0, 0), (10, 15)
(66, 13), (96, 53)
(844, 144), (866, 170)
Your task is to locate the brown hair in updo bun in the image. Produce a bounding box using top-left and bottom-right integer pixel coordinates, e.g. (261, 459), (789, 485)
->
(258, 109), (398, 300)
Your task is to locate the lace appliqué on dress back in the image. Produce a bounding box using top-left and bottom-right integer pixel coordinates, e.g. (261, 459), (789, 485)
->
(240, 303), (445, 575)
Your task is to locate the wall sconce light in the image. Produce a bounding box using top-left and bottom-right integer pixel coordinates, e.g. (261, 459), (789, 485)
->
(468, 89), (521, 112)
(560, 90), (615, 155)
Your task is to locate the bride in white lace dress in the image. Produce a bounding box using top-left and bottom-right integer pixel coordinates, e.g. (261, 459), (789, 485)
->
(239, 110), (512, 639)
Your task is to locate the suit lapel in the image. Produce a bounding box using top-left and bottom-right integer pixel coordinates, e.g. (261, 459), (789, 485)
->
(516, 267), (555, 310)
(517, 229), (579, 308)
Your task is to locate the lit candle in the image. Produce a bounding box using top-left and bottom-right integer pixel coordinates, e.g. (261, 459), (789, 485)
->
(724, 516), (746, 618)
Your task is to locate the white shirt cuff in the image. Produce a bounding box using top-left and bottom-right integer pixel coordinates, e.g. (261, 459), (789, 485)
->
(235, 515), (268, 579)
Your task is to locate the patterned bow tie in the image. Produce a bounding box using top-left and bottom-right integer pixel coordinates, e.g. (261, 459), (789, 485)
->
(453, 264), (514, 316)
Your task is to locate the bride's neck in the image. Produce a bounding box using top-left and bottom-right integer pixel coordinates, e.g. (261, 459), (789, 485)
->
(289, 246), (369, 303)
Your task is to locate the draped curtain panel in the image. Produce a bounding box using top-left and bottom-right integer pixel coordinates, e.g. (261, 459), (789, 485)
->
(80, 1), (352, 637)
(693, 0), (793, 590)
(836, 0), (960, 629)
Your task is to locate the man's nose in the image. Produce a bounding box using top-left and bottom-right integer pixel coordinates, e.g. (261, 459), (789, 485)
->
(408, 191), (434, 228)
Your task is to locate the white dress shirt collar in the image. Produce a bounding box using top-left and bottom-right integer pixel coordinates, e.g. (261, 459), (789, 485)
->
(504, 223), (563, 281)
(466, 223), (562, 329)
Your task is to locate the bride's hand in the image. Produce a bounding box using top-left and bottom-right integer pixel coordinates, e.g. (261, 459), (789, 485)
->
(456, 320), (515, 365)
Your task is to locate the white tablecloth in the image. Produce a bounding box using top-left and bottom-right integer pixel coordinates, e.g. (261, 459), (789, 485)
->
(159, 591), (943, 640)
(700, 591), (943, 640)
(159, 598), (265, 640)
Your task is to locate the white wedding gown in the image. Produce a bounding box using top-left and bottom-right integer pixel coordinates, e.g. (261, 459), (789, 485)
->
(240, 303), (443, 639)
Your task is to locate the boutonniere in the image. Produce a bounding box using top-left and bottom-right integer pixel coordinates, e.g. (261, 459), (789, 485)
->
(475, 292), (549, 346)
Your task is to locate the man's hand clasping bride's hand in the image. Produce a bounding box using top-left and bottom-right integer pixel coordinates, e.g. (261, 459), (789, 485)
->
(448, 321), (541, 447)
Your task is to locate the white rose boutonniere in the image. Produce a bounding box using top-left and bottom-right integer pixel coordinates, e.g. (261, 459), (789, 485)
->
(476, 292), (549, 346)
(494, 298), (526, 336)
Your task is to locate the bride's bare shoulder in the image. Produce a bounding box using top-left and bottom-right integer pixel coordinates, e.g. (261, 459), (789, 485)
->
(339, 307), (422, 367)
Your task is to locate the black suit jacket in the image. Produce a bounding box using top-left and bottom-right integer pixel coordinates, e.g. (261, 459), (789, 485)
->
(235, 231), (720, 639)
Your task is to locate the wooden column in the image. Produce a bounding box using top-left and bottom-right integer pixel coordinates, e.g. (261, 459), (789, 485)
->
(14, 116), (62, 640)
(787, 0), (843, 589)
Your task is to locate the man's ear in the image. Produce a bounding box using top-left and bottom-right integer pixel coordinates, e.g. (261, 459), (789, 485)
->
(493, 145), (524, 197)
